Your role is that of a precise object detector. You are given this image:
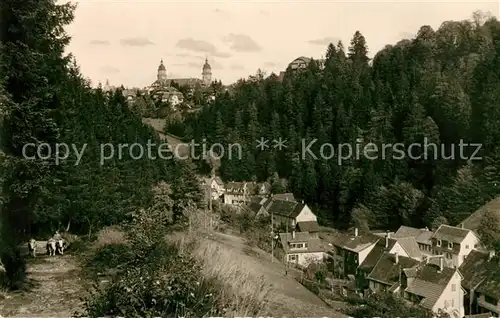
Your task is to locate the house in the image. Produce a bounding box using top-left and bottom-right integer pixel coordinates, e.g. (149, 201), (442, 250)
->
(245, 196), (271, 217)
(393, 225), (433, 255)
(402, 258), (464, 318)
(279, 230), (327, 267)
(256, 182), (271, 196)
(356, 232), (423, 294)
(321, 228), (380, 278)
(367, 252), (464, 318)
(287, 56), (325, 71)
(458, 195), (500, 231)
(223, 182), (253, 205)
(268, 199), (317, 230)
(296, 221), (320, 233)
(430, 224), (480, 268)
(201, 176), (224, 200)
(459, 249), (500, 317)
(367, 252), (420, 293)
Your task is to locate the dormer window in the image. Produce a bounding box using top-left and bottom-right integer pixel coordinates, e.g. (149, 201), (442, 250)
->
(448, 242), (453, 249)
(437, 240), (442, 247)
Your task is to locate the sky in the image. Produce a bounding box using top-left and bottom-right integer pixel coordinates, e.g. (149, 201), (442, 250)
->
(65, 0), (499, 88)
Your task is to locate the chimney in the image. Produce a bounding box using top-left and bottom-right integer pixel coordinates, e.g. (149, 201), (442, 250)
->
(385, 231), (389, 248)
(292, 230), (295, 239)
(489, 250), (496, 261)
(439, 257), (444, 272)
(395, 252), (399, 264)
(354, 228), (358, 237)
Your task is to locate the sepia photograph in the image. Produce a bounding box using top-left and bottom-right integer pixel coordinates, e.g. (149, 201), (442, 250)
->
(1, 0), (500, 317)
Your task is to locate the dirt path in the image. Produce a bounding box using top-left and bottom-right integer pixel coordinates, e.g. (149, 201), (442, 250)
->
(0, 246), (86, 317)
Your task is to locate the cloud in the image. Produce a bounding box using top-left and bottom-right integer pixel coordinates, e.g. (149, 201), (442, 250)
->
(99, 65), (120, 74)
(230, 64), (244, 70)
(259, 10), (269, 16)
(212, 51), (232, 58)
(308, 36), (340, 46)
(223, 33), (261, 52)
(176, 38), (218, 53)
(120, 37), (154, 46)
(89, 40), (110, 45)
(176, 38), (231, 58)
(176, 53), (195, 58)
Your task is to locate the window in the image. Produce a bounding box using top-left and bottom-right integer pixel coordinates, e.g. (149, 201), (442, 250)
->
(288, 254), (297, 262)
(437, 240), (442, 247)
(448, 242), (453, 249)
(304, 243), (308, 248)
(451, 284), (456, 292)
(452, 299), (454, 307)
(474, 244), (478, 248)
(466, 244), (470, 249)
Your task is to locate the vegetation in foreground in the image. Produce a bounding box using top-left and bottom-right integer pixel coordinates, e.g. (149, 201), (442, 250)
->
(81, 183), (270, 317)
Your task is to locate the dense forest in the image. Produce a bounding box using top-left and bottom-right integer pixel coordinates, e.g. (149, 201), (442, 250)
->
(171, 11), (500, 231)
(0, 0), (201, 288)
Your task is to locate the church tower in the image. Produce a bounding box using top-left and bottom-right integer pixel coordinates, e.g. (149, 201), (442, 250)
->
(202, 58), (212, 87)
(157, 59), (167, 83)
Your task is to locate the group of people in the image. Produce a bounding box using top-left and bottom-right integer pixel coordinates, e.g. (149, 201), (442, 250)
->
(28, 231), (66, 258)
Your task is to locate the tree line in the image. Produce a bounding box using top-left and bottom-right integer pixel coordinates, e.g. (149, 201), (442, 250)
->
(171, 11), (500, 231)
(0, 0), (201, 288)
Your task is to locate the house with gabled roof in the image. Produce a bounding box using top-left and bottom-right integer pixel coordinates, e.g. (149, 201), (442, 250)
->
(402, 258), (464, 318)
(367, 252), (420, 293)
(431, 224), (481, 268)
(367, 252), (464, 317)
(321, 228), (379, 278)
(223, 182), (253, 205)
(459, 249), (500, 317)
(279, 230), (327, 267)
(356, 232), (423, 294)
(393, 225), (433, 255)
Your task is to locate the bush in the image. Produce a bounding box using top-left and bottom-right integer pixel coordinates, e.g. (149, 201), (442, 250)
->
(0, 246), (26, 290)
(87, 243), (136, 275)
(82, 243), (226, 318)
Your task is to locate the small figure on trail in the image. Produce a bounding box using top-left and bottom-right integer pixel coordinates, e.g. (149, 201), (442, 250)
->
(53, 230), (62, 241)
(46, 238), (56, 256)
(28, 238), (37, 258)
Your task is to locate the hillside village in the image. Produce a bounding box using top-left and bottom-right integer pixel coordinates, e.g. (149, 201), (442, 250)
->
(200, 174), (500, 318)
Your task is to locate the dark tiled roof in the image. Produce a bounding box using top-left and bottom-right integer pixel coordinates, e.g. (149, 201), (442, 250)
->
(358, 238), (397, 272)
(367, 252), (419, 285)
(394, 226), (424, 238)
(343, 234), (380, 252)
(225, 182), (246, 194)
(272, 193), (295, 201)
(166, 78), (202, 87)
(268, 199), (305, 218)
(247, 202), (263, 214)
(432, 224), (471, 243)
(405, 264), (456, 310)
(396, 237), (423, 260)
(459, 250), (490, 289)
(279, 231), (326, 254)
(393, 225), (433, 245)
(297, 221), (320, 233)
(459, 195), (500, 231)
